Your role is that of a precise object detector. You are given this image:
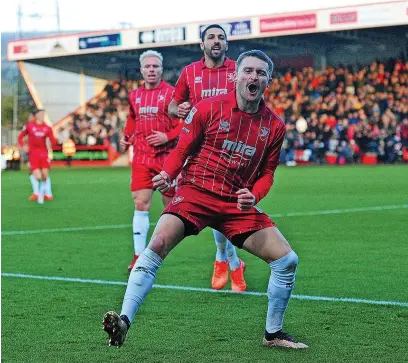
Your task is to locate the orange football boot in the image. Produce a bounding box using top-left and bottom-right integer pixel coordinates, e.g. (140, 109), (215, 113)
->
(231, 260), (247, 292)
(211, 261), (229, 290)
(28, 194), (38, 201)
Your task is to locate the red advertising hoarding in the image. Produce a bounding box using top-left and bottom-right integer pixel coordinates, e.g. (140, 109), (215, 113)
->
(13, 44), (28, 54)
(260, 14), (317, 33)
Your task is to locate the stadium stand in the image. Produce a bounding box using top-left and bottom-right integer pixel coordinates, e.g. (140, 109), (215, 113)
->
(267, 59), (408, 165)
(55, 59), (408, 165)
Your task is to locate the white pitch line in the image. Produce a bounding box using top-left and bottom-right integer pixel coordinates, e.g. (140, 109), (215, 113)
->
(2, 204), (407, 236)
(2, 272), (408, 308)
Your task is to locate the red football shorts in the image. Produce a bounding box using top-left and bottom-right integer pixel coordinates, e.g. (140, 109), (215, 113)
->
(162, 184), (275, 247)
(29, 150), (51, 171)
(131, 162), (175, 197)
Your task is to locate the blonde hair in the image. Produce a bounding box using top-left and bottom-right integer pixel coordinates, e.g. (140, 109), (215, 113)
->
(139, 50), (163, 67)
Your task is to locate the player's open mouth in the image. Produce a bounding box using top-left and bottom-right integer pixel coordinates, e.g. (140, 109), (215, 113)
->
(247, 83), (258, 95)
(212, 46), (221, 51)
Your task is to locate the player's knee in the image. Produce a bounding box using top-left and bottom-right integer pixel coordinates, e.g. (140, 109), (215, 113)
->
(286, 250), (298, 270)
(274, 250), (298, 273)
(134, 199), (149, 211)
(147, 233), (168, 257)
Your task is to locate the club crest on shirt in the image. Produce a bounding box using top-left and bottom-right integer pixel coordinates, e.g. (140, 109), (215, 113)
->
(185, 107), (197, 125)
(172, 196), (184, 205)
(218, 120), (230, 132)
(194, 76), (202, 83)
(259, 126), (269, 141)
(227, 72), (237, 83)
(158, 95), (165, 102)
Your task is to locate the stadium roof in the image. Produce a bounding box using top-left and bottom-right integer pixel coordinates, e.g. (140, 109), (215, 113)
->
(18, 25), (407, 81)
(6, 1), (407, 81)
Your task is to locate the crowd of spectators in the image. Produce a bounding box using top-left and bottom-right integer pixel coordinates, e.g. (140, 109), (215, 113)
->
(57, 59), (408, 165)
(57, 80), (140, 152)
(266, 59), (408, 165)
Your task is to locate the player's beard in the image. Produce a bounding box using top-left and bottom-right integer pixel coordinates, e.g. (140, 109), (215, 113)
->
(204, 45), (225, 61)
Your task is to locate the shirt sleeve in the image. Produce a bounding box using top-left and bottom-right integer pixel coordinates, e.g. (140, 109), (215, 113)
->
(17, 125), (29, 147)
(251, 122), (286, 203)
(173, 67), (189, 104)
(165, 117), (184, 141)
(47, 126), (58, 145)
(162, 104), (207, 181)
(124, 93), (136, 137)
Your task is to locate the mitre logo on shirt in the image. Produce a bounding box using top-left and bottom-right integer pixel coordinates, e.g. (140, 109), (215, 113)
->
(32, 126), (46, 137)
(221, 139), (256, 160)
(139, 106), (159, 114)
(194, 76), (202, 83)
(136, 98), (141, 104)
(201, 88), (228, 98)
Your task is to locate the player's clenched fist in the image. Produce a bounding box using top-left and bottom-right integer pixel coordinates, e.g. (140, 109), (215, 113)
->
(152, 171), (171, 193)
(236, 188), (256, 211)
(177, 102), (191, 119)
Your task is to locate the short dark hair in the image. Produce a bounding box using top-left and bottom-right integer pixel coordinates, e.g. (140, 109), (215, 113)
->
(201, 24), (227, 42)
(32, 108), (44, 115)
(236, 50), (274, 77)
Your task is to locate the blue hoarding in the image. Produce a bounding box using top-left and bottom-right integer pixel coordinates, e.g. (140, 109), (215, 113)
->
(199, 21), (251, 38)
(79, 33), (121, 50)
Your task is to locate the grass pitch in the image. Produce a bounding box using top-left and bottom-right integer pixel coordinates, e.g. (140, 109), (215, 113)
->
(2, 165), (408, 362)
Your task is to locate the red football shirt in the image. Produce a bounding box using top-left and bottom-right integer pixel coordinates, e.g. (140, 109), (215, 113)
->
(18, 121), (56, 152)
(163, 91), (286, 202)
(125, 80), (182, 165)
(173, 57), (237, 107)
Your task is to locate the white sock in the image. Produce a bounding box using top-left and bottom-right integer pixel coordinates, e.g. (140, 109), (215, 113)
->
(266, 250), (298, 333)
(213, 229), (228, 262)
(227, 240), (240, 270)
(39, 181), (46, 198)
(45, 177), (52, 196)
(30, 175), (39, 195)
(120, 248), (162, 323)
(133, 211), (150, 256)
